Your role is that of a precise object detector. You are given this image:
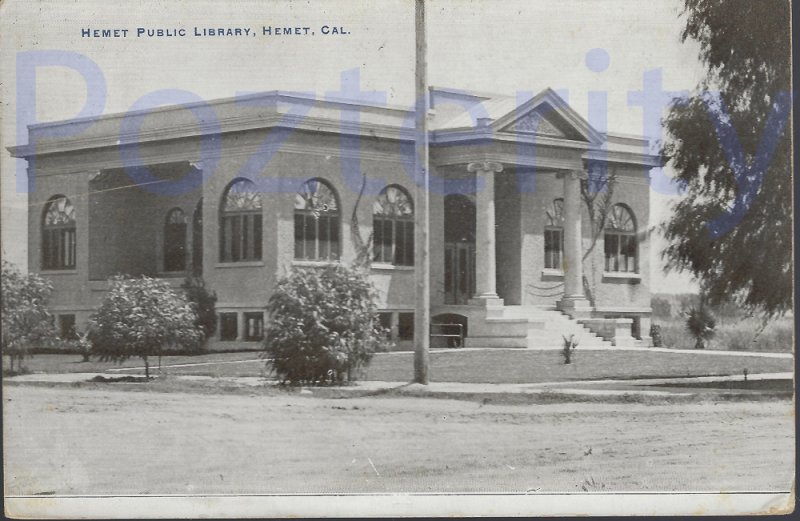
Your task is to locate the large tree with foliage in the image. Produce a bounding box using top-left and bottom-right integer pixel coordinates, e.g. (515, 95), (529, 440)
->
(89, 275), (203, 378)
(1, 260), (57, 372)
(661, 0), (791, 317)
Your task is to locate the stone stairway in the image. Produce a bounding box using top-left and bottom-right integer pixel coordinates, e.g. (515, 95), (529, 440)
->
(463, 305), (613, 349)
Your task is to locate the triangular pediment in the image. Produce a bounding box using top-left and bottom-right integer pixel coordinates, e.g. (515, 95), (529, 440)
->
(493, 89), (603, 144)
(502, 107), (571, 138)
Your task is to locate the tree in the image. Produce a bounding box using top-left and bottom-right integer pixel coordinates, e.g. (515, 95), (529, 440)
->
(181, 277), (218, 341)
(685, 305), (716, 350)
(1, 260), (57, 373)
(661, 0), (791, 318)
(264, 265), (389, 385)
(580, 166), (618, 305)
(349, 171), (375, 270)
(89, 275), (203, 378)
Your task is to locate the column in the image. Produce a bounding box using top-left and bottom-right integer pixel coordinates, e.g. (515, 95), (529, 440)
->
(558, 170), (592, 317)
(467, 161), (503, 302)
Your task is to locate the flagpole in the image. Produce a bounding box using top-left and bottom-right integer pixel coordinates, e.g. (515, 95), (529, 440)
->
(413, 0), (430, 384)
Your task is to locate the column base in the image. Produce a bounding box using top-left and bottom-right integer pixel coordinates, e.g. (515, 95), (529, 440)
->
(557, 296), (593, 319)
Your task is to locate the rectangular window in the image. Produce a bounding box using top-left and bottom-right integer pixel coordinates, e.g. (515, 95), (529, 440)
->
(252, 215), (262, 260)
(318, 215), (331, 260)
(304, 215), (316, 259)
(373, 218), (385, 262)
(604, 233), (637, 273)
(221, 214), (262, 262)
(58, 314), (77, 340)
(219, 312), (238, 341)
(398, 312), (414, 340)
(231, 216), (241, 261)
(241, 214), (249, 261)
(43, 228), (76, 270)
(622, 235), (637, 272)
(244, 312), (264, 341)
(395, 221), (414, 266)
(329, 215), (340, 260)
(604, 234), (619, 272)
(294, 214), (305, 259)
(544, 229), (563, 269)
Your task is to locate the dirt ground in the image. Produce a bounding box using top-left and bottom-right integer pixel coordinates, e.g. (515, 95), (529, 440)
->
(3, 385), (794, 495)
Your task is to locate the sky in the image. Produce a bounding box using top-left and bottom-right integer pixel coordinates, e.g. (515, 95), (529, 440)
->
(0, 0), (703, 293)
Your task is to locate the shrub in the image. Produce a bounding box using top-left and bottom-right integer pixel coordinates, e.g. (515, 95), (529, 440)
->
(36, 334), (92, 361)
(649, 324), (663, 347)
(1, 260), (57, 373)
(181, 277), (218, 340)
(89, 275), (204, 378)
(264, 265), (390, 385)
(561, 334), (578, 364)
(685, 306), (716, 349)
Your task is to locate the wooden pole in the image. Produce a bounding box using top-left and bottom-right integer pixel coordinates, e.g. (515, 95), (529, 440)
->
(413, 0), (430, 384)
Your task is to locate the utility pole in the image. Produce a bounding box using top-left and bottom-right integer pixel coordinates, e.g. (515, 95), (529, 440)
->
(413, 0), (430, 384)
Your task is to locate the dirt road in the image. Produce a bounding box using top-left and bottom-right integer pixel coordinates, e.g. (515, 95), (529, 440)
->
(3, 385), (794, 495)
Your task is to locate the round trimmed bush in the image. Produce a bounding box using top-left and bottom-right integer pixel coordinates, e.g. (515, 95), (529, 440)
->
(264, 265), (390, 385)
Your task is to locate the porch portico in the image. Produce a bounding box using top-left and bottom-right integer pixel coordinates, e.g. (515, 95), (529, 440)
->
(440, 160), (592, 319)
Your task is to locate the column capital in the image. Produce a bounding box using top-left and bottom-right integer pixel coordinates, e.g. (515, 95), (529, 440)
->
(556, 170), (588, 181)
(467, 161), (503, 174)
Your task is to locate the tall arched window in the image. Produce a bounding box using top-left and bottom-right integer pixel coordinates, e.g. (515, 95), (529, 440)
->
(164, 208), (187, 272)
(220, 179), (262, 262)
(294, 178), (340, 261)
(42, 196), (76, 270)
(544, 198), (564, 270)
(373, 185), (414, 265)
(604, 204), (637, 273)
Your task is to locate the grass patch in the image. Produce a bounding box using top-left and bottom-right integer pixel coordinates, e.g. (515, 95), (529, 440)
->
(361, 349), (791, 384)
(7, 349), (792, 385)
(5, 351), (263, 375)
(653, 313), (793, 352)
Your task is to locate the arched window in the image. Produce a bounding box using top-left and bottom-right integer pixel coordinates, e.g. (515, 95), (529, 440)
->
(164, 208), (187, 272)
(42, 196), (76, 270)
(373, 185), (414, 266)
(294, 178), (340, 261)
(220, 179), (262, 262)
(544, 198), (564, 270)
(604, 204), (637, 273)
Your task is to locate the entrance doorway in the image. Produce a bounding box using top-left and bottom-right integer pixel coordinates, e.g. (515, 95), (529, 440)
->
(444, 195), (476, 304)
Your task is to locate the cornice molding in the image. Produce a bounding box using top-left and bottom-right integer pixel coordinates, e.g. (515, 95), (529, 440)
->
(9, 114), (417, 159)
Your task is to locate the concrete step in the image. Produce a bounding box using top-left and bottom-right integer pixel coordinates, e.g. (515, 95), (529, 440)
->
(461, 305), (614, 349)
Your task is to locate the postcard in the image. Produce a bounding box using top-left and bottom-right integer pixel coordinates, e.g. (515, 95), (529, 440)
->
(1, 0), (793, 517)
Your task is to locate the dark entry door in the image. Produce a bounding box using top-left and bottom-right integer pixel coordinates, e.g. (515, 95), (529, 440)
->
(443, 194), (476, 304)
(444, 242), (475, 304)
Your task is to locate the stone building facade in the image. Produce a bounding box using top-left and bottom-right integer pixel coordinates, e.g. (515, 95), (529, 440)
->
(10, 87), (658, 349)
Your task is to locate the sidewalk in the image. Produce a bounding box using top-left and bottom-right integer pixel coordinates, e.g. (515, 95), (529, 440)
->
(5, 370), (793, 398)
